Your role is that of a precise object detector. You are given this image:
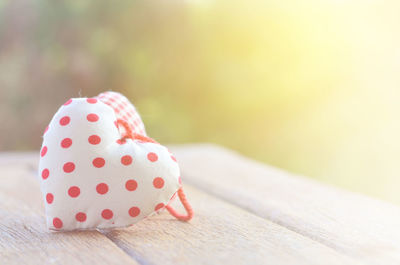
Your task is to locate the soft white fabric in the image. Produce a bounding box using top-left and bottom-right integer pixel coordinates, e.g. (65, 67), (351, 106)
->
(38, 96), (180, 231)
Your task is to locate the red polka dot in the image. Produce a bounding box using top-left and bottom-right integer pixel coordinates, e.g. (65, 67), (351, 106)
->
(43, 126), (49, 135)
(42, 168), (49, 179)
(155, 203), (165, 211)
(87, 98), (97, 104)
(61, 138), (72, 148)
(53, 218), (63, 229)
(40, 146), (47, 157)
(114, 121), (119, 129)
(60, 116), (70, 126)
(87, 113), (99, 122)
(92, 157), (105, 168)
(147, 152), (158, 162)
(75, 212), (87, 222)
(88, 135), (101, 145)
(96, 183), (109, 195)
(68, 186), (80, 198)
(178, 176), (182, 185)
(153, 177), (164, 189)
(171, 155), (177, 162)
(63, 162), (75, 173)
(129, 207), (140, 217)
(125, 179), (138, 191)
(63, 99), (72, 106)
(46, 193), (54, 204)
(101, 209), (113, 220)
(116, 139), (126, 145)
(121, 155), (132, 166)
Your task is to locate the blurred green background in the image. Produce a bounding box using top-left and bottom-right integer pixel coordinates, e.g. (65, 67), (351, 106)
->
(1, 0), (400, 204)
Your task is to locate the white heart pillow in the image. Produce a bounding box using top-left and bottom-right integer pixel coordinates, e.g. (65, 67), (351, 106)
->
(39, 92), (182, 231)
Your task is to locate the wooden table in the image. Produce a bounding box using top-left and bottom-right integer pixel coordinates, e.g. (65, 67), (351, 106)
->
(1, 144), (400, 265)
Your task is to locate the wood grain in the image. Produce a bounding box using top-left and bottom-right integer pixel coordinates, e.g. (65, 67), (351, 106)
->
(101, 184), (360, 265)
(170, 144), (400, 265)
(0, 158), (138, 265)
(2, 147), (400, 265)
(0, 152), (360, 265)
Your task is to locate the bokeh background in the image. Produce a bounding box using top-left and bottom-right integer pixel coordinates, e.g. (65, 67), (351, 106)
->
(1, 0), (399, 204)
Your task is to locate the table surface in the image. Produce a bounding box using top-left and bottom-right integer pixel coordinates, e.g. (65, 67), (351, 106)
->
(1, 144), (400, 265)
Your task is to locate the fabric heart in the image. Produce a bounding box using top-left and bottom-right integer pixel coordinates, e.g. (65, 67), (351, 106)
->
(39, 91), (192, 231)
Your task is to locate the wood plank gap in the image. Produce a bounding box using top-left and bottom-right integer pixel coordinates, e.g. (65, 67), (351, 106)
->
(171, 144), (400, 265)
(0, 162), (139, 265)
(99, 184), (363, 265)
(99, 229), (156, 265)
(180, 172), (339, 251)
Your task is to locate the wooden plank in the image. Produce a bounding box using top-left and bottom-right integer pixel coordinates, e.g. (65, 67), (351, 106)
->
(170, 144), (400, 265)
(101, 184), (361, 265)
(0, 158), (138, 265)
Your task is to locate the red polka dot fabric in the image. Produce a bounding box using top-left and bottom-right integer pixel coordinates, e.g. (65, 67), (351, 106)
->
(39, 92), (181, 231)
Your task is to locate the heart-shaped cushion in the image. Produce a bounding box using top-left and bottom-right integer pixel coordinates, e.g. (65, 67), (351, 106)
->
(39, 92), (181, 231)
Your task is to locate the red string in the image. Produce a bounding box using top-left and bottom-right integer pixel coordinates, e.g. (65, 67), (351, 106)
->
(165, 188), (194, 221)
(116, 119), (193, 222)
